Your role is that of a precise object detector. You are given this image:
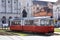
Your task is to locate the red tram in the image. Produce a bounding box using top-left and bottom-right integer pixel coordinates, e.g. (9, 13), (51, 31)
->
(10, 17), (54, 33)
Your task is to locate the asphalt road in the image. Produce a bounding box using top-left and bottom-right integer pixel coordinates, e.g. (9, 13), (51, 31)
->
(21, 36), (60, 40)
(0, 35), (60, 40)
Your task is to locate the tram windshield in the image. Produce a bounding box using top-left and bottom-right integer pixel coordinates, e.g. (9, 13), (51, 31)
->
(40, 19), (49, 26)
(40, 19), (54, 26)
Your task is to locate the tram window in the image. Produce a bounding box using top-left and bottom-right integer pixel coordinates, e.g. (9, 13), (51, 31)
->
(34, 19), (39, 22)
(40, 19), (49, 26)
(34, 19), (39, 26)
(40, 20), (45, 26)
(25, 20), (34, 25)
(11, 21), (21, 25)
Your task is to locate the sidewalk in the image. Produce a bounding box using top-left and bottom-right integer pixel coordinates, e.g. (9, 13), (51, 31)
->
(58, 28), (60, 29)
(54, 32), (60, 35)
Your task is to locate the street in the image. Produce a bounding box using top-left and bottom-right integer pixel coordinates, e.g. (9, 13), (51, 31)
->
(0, 34), (60, 40)
(21, 36), (60, 40)
(0, 29), (60, 40)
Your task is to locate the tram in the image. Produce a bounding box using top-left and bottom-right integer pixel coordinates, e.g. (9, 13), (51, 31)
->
(10, 16), (54, 33)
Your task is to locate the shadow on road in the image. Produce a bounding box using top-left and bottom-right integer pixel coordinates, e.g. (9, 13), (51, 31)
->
(1, 30), (60, 36)
(6, 30), (56, 36)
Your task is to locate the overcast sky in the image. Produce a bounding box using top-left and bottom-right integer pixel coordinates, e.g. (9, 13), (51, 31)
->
(37, 0), (58, 2)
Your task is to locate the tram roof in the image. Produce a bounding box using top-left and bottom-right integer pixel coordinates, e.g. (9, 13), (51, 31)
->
(23, 17), (50, 20)
(11, 16), (53, 21)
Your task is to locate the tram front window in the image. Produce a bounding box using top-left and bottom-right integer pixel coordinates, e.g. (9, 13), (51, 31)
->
(40, 19), (54, 26)
(40, 19), (49, 26)
(49, 19), (54, 26)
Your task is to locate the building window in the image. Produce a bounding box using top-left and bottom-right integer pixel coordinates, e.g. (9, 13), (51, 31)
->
(2, 0), (4, 2)
(19, 3), (21, 6)
(27, 3), (29, 7)
(14, 0), (17, 3)
(37, 7), (39, 10)
(8, 1), (10, 3)
(1, 0), (5, 7)
(14, 2), (16, 3)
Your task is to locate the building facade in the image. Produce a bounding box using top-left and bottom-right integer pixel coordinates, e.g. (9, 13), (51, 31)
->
(0, 0), (33, 19)
(0, 0), (33, 27)
(56, 0), (60, 4)
(31, 1), (55, 17)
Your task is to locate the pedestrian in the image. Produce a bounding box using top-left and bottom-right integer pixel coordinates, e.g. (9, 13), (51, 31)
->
(1, 16), (6, 29)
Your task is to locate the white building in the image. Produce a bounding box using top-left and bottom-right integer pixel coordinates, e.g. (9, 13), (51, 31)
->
(56, 0), (60, 4)
(0, 0), (33, 19)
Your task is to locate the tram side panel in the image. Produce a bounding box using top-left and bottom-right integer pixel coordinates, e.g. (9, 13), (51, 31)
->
(10, 25), (22, 31)
(22, 25), (35, 32)
(34, 26), (49, 33)
(34, 26), (54, 33)
(10, 25), (54, 33)
(48, 26), (54, 33)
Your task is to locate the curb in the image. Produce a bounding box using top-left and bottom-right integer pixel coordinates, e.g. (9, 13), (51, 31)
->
(54, 32), (60, 34)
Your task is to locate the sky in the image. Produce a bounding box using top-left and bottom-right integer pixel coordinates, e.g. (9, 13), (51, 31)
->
(37, 0), (58, 2)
